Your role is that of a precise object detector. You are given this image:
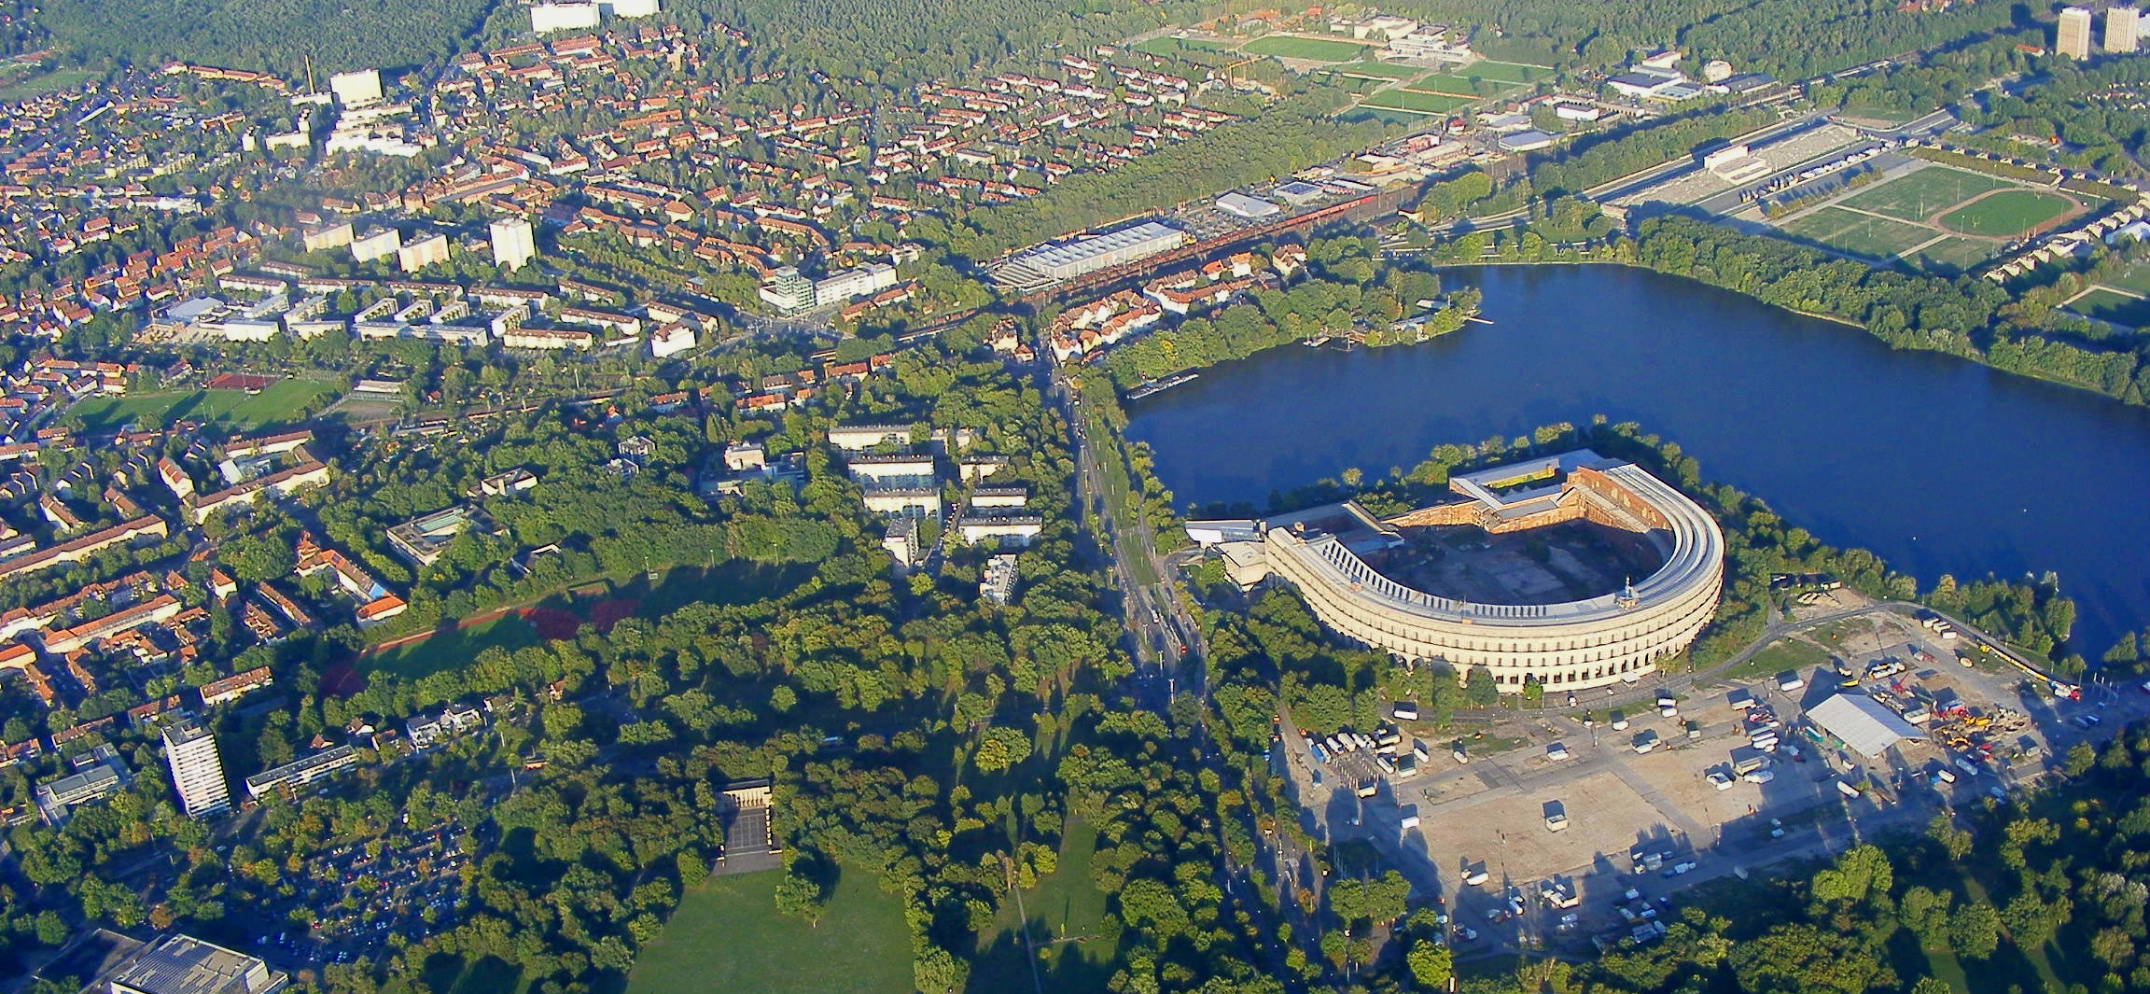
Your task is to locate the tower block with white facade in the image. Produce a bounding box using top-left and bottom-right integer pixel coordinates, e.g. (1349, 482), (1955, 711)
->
(163, 719), (232, 818)
(490, 217), (537, 271)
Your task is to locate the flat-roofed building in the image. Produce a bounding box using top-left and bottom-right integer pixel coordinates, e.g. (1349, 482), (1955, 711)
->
(845, 454), (937, 487)
(387, 505), (482, 566)
(956, 514), (1043, 548)
(103, 932), (288, 994)
(1009, 221), (1186, 281)
(329, 69), (383, 107)
(351, 228), (400, 264)
(829, 423), (914, 452)
(2057, 6), (2094, 57)
(245, 745), (359, 798)
(489, 217), (537, 271)
(861, 487), (943, 522)
(2107, 5), (2141, 52)
(162, 719), (231, 819)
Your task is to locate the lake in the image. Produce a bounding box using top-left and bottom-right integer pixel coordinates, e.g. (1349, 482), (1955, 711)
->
(1123, 265), (2150, 656)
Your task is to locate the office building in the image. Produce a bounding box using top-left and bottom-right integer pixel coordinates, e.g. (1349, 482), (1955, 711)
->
(2108, 5), (2141, 52)
(162, 720), (232, 819)
(757, 266), (815, 312)
(328, 69), (382, 107)
(2057, 6), (2094, 57)
(811, 262), (898, 305)
(489, 217), (537, 271)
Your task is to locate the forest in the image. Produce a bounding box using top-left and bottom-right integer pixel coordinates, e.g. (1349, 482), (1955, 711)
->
(1383, 0), (2021, 79)
(34, 0), (495, 74)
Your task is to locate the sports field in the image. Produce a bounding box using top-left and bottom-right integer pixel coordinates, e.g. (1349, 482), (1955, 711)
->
(1130, 35), (1230, 57)
(1902, 236), (1995, 274)
(67, 379), (341, 432)
(1323, 62), (1423, 79)
(1776, 206), (1938, 260)
(365, 613), (542, 680)
(2067, 287), (2150, 327)
(626, 869), (912, 994)
(1836, 167), (2014, 222)
(0, 68), (97, 102)
(1465, 60), (1552, 84)
(1362, 89), (1473, 114)
(1410, 73), (1523, 97)
(1937, 190), (2075, 237)
(1241, 34), (1371, 61)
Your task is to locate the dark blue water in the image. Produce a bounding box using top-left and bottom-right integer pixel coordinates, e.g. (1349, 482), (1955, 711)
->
(1124, 265), (2150, 655)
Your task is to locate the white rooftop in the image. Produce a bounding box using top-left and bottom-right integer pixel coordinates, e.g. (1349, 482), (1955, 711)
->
(1807, 693), (1924, 758)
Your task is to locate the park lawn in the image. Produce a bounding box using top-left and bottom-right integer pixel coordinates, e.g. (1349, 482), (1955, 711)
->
(1409, 73), (1522, 97)
(1130, 35), (1229, 57)
(1903, 236), (1996, 274)
(2101, 262), (2150, 295)
(1720, 637), (1830, 683)
(970, 822), (1118, 993)
(1363, 89), (1474, 114)
(364, 613), (543, 680)
(2068, 286), (2150, 328)
(1937, 190), (2075, 237)
(1775, 206), (1936, 260)
(1837, 167), (2015, 222)
(0, 68), (97, 101)
(1242, 34), (1372, 61)
(626, 868), (912, 994)
(68, 379), (341, 431)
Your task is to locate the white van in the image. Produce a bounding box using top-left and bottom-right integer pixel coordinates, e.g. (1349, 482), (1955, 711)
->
(1463, 868), (1491, 886)
(1835, 780), (1860, 798)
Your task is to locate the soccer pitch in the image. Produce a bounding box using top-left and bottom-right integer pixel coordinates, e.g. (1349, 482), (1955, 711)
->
(1777, 206), (1937, 260)
(1836, 166), (2015, 222)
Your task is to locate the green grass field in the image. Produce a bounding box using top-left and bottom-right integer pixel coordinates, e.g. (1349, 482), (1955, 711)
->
(1937, 190), (2075, 237)
(1464, 60), (1552, 85)
(626, 869), (912, 994)
(1322, 62), (1423, 80)
(1362, 89), (1474, 114)
(1720, 637), (1830, 683)
(1837, 167), (2015, 222)
(2067, 287), (2150, 327)
(2101, 262), (2150, 295)
(365, 614), (542, 680)
(1409, 73), (1523, 97)
(970, 822), (1117, 993)
(68, 379), (341, 432)
(1903, 236), (1996, 274)
(1241, 34), (1371, 61)
(1129, 36), (1230, 58)
(0, 68), (98, 102)
(1776, 206), (1937, 260)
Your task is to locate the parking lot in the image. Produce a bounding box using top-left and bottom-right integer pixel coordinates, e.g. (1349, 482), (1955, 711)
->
(1281, 602), (2148, 954)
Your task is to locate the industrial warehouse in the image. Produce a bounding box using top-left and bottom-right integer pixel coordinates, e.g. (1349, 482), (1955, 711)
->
(1187, 451), (1724, 692)
(991, 219), (1189, 286)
